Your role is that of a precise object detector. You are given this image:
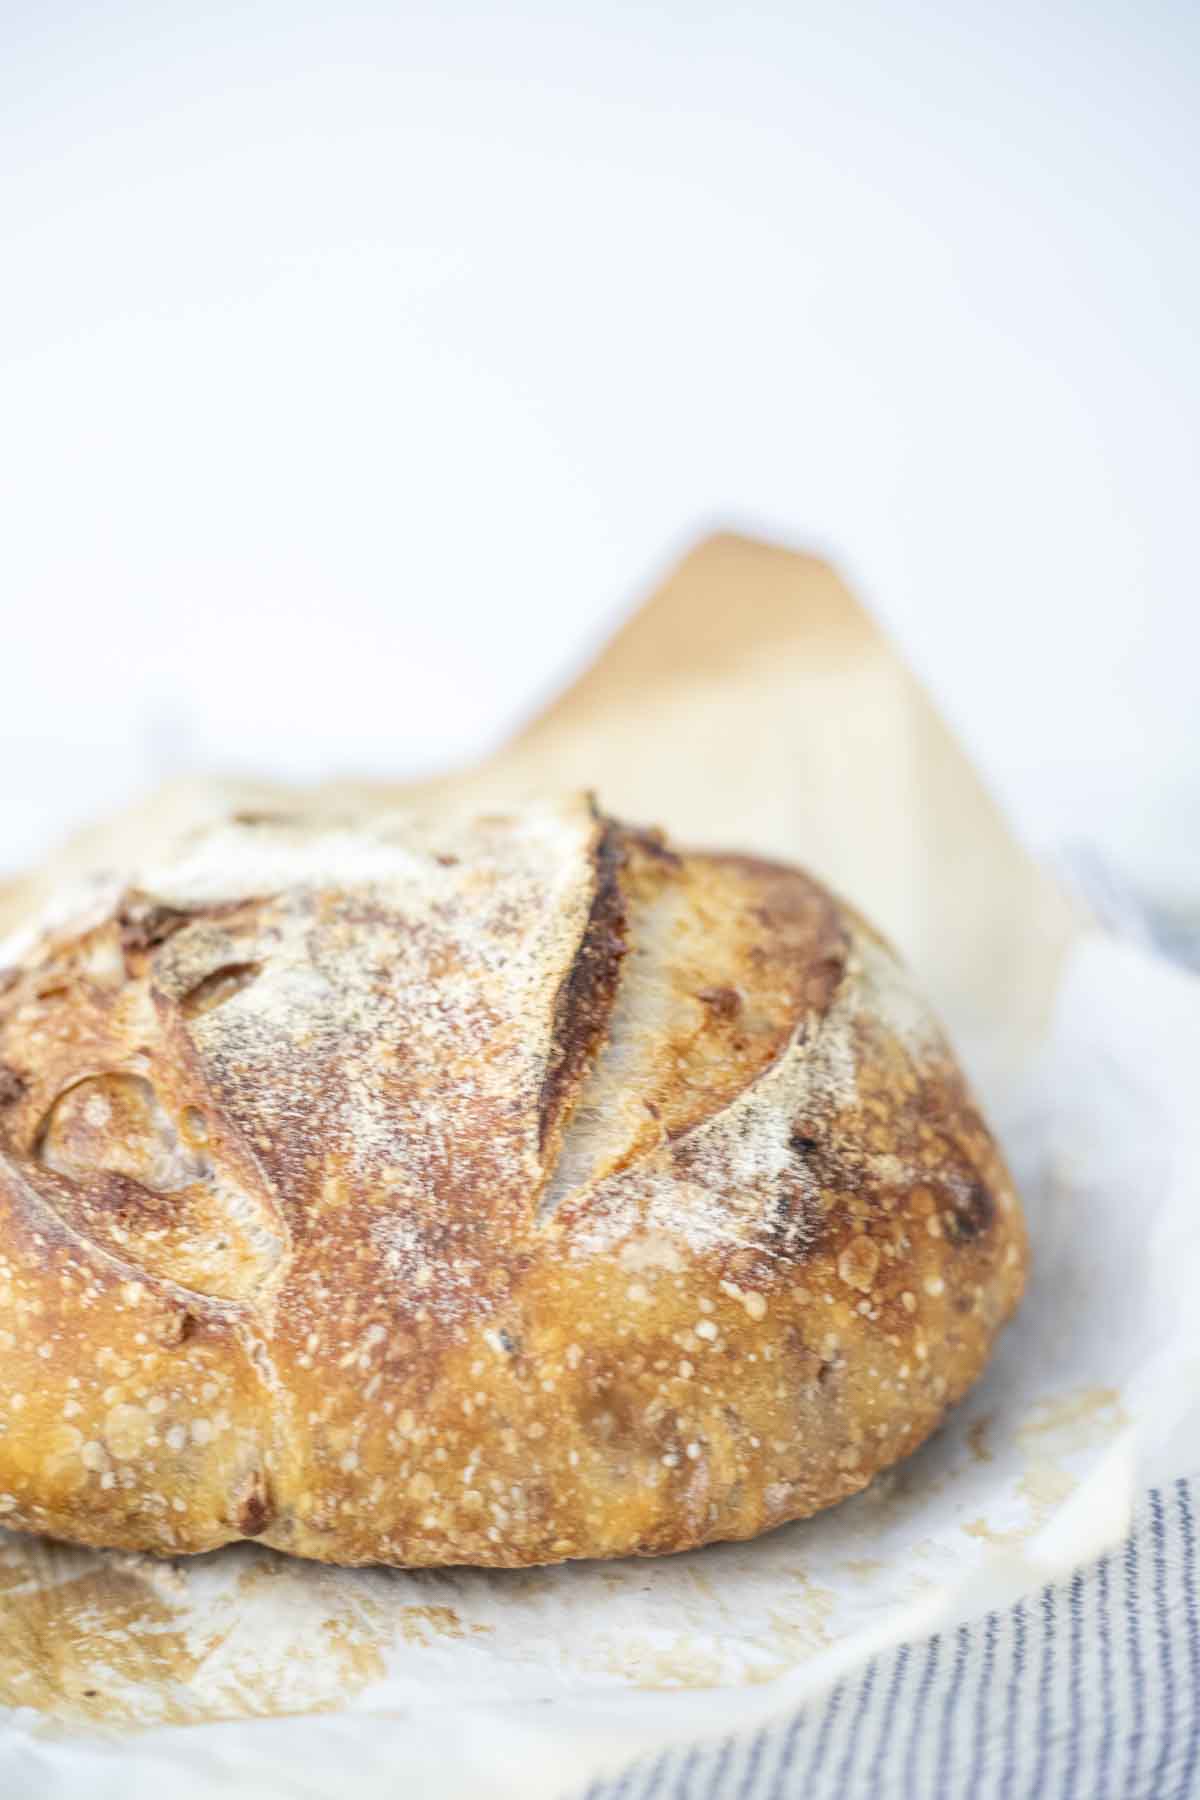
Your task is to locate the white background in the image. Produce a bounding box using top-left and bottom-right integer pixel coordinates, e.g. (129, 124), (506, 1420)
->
(2, 0), (1197, 897)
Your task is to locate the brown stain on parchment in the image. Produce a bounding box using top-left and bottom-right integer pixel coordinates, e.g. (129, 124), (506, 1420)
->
(733, 1570), (839, 1684)
(0, 1539), (495, 1727)
(0, 1557), (37, 1594)
(0, 1567), (203, 1724)
(214, 1562), (489, 1712)
(591, 1633), (727, 1689)
(315, 1612), (388, 1690)
(840, 1557), (885, 1581)
(572, 1558), (840, 1692)
(1018, 1386), (1127, 1452)
(194, 1576), (406, 1720)
(1018, 1463), (1080, 1514)
(962, 1463), (1081, 1549)
(967, 1415), (993, 1463)
(960, 1388), (1126, 1549)
(961, 1517), (1005, 1545)
(395, 1602), (491, 1644)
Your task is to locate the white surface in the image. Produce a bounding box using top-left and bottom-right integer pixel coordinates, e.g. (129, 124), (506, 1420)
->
(2, 931), (1198, 1798)
(2, 1), (1198, 893)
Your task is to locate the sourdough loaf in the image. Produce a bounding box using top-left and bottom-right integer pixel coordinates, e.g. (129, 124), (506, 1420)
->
(0, 796), (1025, 1564)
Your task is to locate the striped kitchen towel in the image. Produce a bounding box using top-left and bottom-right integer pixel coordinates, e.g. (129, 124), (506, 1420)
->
(570, 1478), (1200, 1800)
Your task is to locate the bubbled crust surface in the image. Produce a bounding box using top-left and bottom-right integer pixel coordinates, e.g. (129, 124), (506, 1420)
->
(0, 798), (1026, 1565)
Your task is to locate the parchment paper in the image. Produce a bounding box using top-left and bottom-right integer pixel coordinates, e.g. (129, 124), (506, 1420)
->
(4, 534), (1192, 1800)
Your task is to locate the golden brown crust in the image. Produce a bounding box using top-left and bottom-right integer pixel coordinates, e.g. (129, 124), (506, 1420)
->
(0, 797), (1026, 1564)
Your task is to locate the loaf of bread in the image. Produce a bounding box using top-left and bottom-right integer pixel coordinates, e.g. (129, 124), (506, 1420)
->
(0, 796), (1025, 1565)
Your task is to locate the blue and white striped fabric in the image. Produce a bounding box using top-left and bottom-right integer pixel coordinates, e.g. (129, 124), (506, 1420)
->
(570, 1479), (1200, 1800)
